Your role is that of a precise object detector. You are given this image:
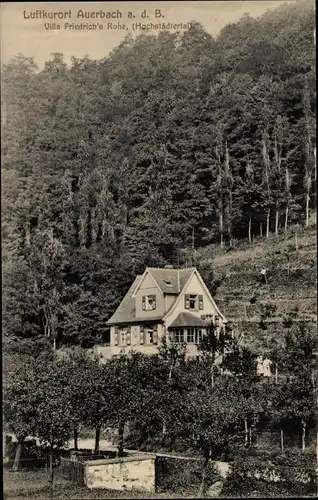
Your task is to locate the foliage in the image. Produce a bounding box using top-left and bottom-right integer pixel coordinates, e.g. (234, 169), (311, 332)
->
(2, 0), (316, 348)
(222, 449), (317, 497)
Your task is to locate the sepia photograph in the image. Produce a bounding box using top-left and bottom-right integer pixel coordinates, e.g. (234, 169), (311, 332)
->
(1, 1), (317, 498)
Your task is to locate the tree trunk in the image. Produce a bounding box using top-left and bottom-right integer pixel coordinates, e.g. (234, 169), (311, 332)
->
(47, 448), (54, 499)
(162, 419), (167, 440)
(118, 421), (125, 457)
(260, 221), (263, 238)
(94, 425), (101, 454)
(295, 230), (298, 252)
(287, 262), (290, 278)
(12, 440), (23, 471)
(198, 452), (210, 498)
(220, 212), (223, 248)
(275, 208), (279, 235)
(280, 428), (284, 452)
(266, 208), (270, 238)
(285, 205), (289, 233)
(211, 362), (214, 390)
(305, 192), (310, 227)
(248, 215), (252, 243)
(302, 419), (306, 452)
(244, 419), (248, 446)
(73, 427), (78, 451)
(275, 364), (278, 384)
(249, 426), (252, 446)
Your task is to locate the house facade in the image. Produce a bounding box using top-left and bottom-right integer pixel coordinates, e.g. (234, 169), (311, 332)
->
(96, 266), (227, 360)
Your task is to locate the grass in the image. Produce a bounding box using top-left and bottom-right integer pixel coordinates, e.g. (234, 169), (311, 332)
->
(3, 469), (198, 500)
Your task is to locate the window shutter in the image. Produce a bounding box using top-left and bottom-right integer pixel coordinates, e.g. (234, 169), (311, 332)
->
(126, 327), (131, 345)
(140, 325), (145, 344)
(153, 325), (158, 345)
(152, 295), (156, 310)
(199, 295), (204, 310)
(185, 294), (190, 309)
(114, 326), (118, 346)
(142, 296), (146, 310)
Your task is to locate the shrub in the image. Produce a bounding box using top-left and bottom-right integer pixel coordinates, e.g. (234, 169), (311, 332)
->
(222, 449), (316, 497)
(155, 457), (220, 494)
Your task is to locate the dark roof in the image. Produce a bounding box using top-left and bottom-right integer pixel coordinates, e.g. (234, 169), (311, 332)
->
(169, 312), (209, 328)
(146, 267), (195, 294)
(106, 275), (142, 325)
(106, 267), (196, 325)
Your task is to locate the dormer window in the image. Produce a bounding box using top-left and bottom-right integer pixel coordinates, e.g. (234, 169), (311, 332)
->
(164, 280), (173, 287)
(142, 295), (156, 311)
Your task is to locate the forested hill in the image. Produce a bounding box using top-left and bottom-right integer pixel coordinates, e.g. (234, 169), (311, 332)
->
(2, 0), (316, 348)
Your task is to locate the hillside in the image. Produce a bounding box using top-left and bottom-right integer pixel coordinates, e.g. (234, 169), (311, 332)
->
(2, 0), (316, 348)
(190, 222), (317, 352)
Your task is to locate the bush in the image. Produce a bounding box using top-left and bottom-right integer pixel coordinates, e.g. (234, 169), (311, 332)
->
(155, 457), (220, 493)
(222, 449), (316, 497)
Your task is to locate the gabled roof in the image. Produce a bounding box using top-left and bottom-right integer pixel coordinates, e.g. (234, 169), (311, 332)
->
(145, 267), (195, 294)
(169, 312), (209, 328)
(106, 275), (142, 325)
(107, 267), (195, 325)
(106, 267), (226, 326)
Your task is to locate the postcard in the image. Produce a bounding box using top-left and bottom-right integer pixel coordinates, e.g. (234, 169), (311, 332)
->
(2, 1), (316, 498)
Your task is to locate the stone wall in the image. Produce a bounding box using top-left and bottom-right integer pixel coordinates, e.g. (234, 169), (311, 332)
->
(84, 454), (156, 492)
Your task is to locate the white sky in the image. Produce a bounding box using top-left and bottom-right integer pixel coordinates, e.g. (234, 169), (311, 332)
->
(1, 1), (296, 68)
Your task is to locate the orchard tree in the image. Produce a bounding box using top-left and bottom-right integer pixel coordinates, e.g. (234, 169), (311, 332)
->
(182, 377), (243, 496)
(270, 323), (316, 451)
(106, 352), (148, 456)
(30, 356), (74, 497)
(3, 353), (49, 471)
(60, 348), (107, 452)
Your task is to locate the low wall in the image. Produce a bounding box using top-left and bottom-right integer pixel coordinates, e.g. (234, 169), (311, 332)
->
(84, 454), (156, 492)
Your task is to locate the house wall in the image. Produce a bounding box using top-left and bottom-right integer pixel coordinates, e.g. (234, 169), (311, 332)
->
(135, 273), (164, 318)
(105, 270), (226, 360)
(105, 324), (165, 358)
(163, 271), (226, 358)
(84, 455), (156, 492)
(165, 272), (225, 329)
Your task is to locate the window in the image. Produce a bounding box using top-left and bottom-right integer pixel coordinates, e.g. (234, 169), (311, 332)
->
(148, 328), (154, 343)
(185, 294), (203, 310)
(187, 328), (195, 343)
(120, 330), (126, 345)
(142, 295), (156, 311)
(196, 329), (203, 344)
(189, 295), (197, 309)
(186, 328), (203, 343)
(114, 326), (119, 346)
(140, 325), (145, 344)
(139, 324), (158, 344)
(174, 328), (184, 343)
(102, 330), (110, 345)
(119, 326), (131, 346)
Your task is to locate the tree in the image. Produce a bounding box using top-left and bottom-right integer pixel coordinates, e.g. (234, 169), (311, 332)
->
(157, 337), (187, 443)
(181, 377), (243, 496)
(61, 348), (108, 452)
(302, 78), (316, 227)
(3, 353), (50, 471)
(30, 356), (74, 497)
(270, 324), (316, 451)
(106, 352), (147, 456)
